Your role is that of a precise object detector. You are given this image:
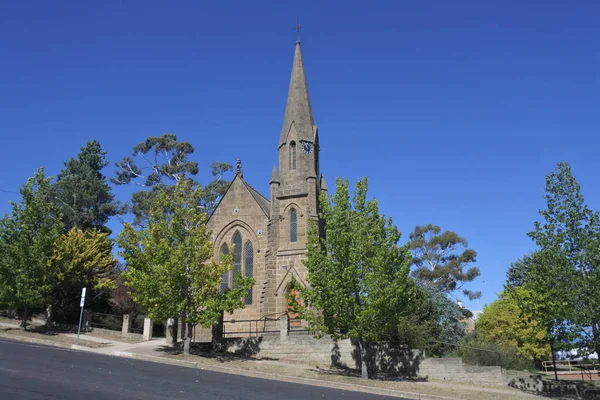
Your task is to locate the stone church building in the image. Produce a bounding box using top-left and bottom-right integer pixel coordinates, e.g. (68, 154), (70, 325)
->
(206, 41), (327, 336)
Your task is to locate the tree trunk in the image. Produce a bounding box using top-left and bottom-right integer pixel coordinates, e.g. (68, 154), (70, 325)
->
(20, 305), (29, 330)
(550, 334), (558, 381)
(592, 323), (600, 360)
(358, 338), (369, 380)
(183, 322), (192, 355)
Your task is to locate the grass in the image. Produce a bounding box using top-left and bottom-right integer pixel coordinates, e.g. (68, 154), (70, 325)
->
(0, 326), (109, 349)
(155, 346), (540, 400)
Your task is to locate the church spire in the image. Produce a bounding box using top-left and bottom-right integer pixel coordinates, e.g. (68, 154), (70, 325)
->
(278, 42), (315, 147)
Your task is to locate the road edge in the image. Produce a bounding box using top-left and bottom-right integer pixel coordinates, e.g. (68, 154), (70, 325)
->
(0, 333), (462, 400)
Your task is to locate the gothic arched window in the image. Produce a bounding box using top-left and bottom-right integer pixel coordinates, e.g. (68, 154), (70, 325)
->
(290, 141), (297, 171)
(290, 208), (297, 243)
(244, 242), (254, 304)
(232, 231), (242, 287)
(220, 244), (229, 292)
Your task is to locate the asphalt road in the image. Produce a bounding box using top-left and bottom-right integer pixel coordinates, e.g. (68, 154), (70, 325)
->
(0, 338), (403, 399)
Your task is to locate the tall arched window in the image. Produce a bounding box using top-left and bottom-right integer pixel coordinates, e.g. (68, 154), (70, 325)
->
(290, 141), (296, 171)
(220, 244), (229, 293)
(290, 208), (297, 242)
(232, 231), (242, 287)
(244, 242), (254, 304)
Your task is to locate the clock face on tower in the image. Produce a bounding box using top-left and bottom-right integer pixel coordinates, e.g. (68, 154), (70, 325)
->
(301, 141), (314, 154)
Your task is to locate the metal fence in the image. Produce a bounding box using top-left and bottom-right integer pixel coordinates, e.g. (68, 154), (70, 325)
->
(222, 312), (286, 338)
(542, 359), (600, 381)
(430, 340), (503, 367)
(89, 312), (122, 331)
(130, 314), (145, 334)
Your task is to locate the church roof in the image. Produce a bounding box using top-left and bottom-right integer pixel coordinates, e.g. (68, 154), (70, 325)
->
(244, 181), (271, 216)
(279, 42), (315, 147)
(207, 173), (271, 223)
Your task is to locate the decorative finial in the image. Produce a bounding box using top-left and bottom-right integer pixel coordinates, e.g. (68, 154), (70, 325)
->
(293, 18), (302, 43)
(236, 158), (242, 176)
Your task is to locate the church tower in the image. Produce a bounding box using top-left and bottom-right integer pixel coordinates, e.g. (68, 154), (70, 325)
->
(206, 39), (326, 336)
(264, 40), (326, 319)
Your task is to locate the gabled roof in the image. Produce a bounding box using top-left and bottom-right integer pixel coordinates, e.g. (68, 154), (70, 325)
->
(207, 174), (271, 224)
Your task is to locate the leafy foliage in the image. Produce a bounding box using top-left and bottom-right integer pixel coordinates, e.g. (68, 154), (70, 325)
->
(302, 177), (415, 379)
(117, 180), (253, 354)
(54, 140), (122, 232)
(522, 162), (600, 357)
(476, 288), (550, 363)
(0, 168), (63, 327)
(409, 224), (481, 300)
(460, 333), (536, 371)
(505, 255), (533, 288)
(47, 227), (116, 323)
(109, 269), (140, 318)
(418, 282), (468, 356)
(112, 133), (232, 226)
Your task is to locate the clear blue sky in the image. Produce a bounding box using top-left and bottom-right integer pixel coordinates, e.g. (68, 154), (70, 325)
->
(1, 1), (599, 311)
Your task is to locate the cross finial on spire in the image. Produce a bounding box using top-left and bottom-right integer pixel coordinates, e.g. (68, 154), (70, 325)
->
(293, 18), (302, 43)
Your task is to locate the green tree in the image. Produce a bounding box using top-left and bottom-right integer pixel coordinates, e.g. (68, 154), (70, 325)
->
(0, 168), (63, 327)
(419, 282), (467, 355)
(54, 140), (122, 232)
(505, 255), (534, 288)
(477, 288), (550, 363)
(47, 227), (116, 323)
(117, 180), (253, 354)
(409, 224), (481, 300)
(301, 178), (415, 379)
(527, 162), (600, 358)
(111, 133), (232, 226)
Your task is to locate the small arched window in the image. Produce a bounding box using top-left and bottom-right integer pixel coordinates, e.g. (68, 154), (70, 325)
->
(290, 141), (296, 171)
(220, 244), (229, 292)
(244, 242), (254, 304)
(290, 208), (297, 242)
(232, 231), (242, 287)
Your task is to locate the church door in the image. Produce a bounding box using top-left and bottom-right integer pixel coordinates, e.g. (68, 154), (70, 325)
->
(286, 287), (302, 327)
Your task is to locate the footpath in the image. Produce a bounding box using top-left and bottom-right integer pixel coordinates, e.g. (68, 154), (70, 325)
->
(0, 320), (540, 400)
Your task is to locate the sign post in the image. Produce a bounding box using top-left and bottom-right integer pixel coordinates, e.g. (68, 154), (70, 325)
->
(76, 287), (87, 345)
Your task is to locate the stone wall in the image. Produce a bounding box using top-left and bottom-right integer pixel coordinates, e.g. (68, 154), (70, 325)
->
(509, 375), (600, 398)
(223, 334), (504, 384)
(207, 176), (270, 335)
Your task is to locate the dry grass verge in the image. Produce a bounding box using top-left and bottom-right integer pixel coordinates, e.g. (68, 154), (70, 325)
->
(0, 326), (108, 349)
(158, 349), (539, 400)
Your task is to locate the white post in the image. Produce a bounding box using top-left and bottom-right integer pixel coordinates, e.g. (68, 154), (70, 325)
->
(76, 288), (87, 345)
(280, 314), (289, 341)
(143, 318), (153, 341)
(122, 314), (131, 335)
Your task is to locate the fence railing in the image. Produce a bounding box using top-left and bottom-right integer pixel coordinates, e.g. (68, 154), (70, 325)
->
(542, 359), (600, 381)
(89, 312), (123, 331)
(222, 312), (286, 338)
(130, 314), (145, 334)
(430, 340), (503, 367)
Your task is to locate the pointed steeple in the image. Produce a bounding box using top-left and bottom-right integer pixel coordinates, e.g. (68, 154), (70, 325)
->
(279, 42), (315, 147)
(320, 173), (328, 192)
(270, 165), (280, 183)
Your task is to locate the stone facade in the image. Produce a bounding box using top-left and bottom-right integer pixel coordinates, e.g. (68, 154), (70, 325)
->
(206, 41), (326, 336)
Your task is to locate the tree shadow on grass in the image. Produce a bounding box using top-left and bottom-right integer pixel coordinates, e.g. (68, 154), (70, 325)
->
(154, 339), (278, 364)
(310, 364), (428, 382)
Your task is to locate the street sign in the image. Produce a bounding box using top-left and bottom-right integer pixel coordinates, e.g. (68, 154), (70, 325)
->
(77, 287), (87, 345)
(80, 287), (86, 307)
